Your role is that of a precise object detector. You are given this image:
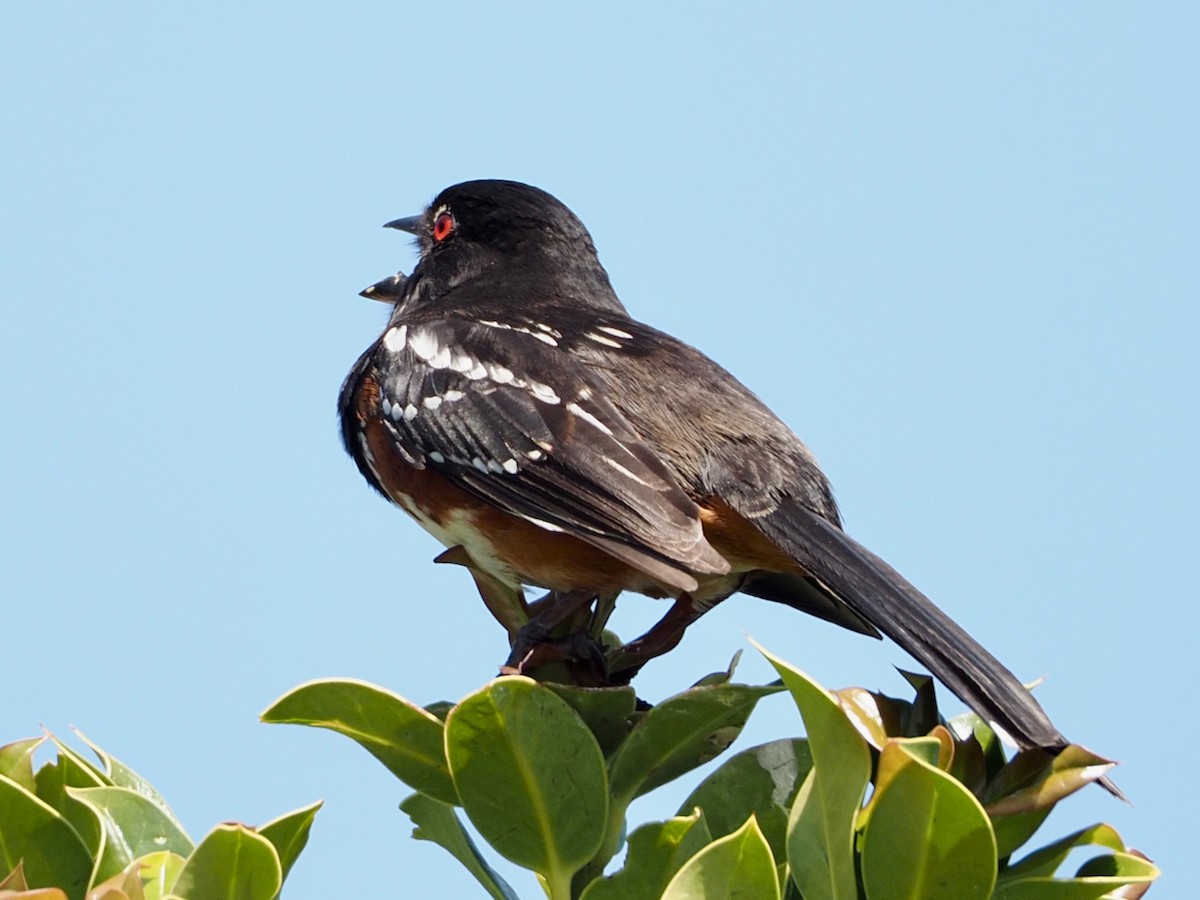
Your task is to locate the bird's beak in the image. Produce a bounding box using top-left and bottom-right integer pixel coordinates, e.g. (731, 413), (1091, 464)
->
(360, 271), (408, 303)
(384, 215), (423, 235)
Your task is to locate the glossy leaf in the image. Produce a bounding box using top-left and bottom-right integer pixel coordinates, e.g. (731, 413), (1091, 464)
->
(860, 741), (996, 900)
(993, 850), (1159, 900)
(545, 683), (638, 757)
(255, 801), (321, 883)
(134, 852), (185, 900)
(68, 786), (193, 882)
(581, 810), (711, 900)
(608, 683), (781, 804)
(992, 807), (1052, 860)
(86, 861), (147, 900)
(30, 755), (107, 868)
(1, 861), (68, 898)
(999, 823), (1125, 881)
(946, 730), (988, 798)
(72, 732), (174, 824)
(985, 746), (1116, 816)
(445, 677), (607, 899)
(0, 738), (42, 793)
(678, 739), (812, 862)
(760, 647), (868, 900)
(169, 824), (281, 900)
(400, 793), (519, 900)
(261, 678), (458, 805)
(662, 816), (779, 900)
(0, 775), (91, 900)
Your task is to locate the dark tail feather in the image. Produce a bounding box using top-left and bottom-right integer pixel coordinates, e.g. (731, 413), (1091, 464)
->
(755, 500), (1066, 751)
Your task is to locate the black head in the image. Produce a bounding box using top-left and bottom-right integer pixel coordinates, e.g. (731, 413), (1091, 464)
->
(383, 180), (628, 318)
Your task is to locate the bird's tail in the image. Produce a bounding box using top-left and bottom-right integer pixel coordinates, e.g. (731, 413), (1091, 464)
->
(754, 500), (1067, 751)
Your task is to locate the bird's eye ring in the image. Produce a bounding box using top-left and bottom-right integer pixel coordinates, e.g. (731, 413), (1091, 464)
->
(432, 211), (455, 243)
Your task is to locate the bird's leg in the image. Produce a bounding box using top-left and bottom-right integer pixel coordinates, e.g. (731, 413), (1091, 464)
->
(434, 546), (530, 639)
(589, 591), (619, 639)
(606, 595), (705, 683)
(503, 589), (599, 673)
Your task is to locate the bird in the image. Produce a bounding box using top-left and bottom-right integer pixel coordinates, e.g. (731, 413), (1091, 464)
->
(339, 178), (1099, 768)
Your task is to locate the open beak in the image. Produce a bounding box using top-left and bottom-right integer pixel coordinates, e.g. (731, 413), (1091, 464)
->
(359, 271), (408, 303)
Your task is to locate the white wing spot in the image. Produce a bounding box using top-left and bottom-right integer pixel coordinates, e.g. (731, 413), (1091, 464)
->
(423, 395), (443, 410)
(356, 434), (376, 465)
(404, 404), (419, 421)
(408, 328), (440, 362)
(389, 402), (405, 422)
(471, 457), (489, 474)
(486, 459), (506, 474)
(528, 381), (560, 404)
(450, 352), (477, 373)
(603, 456), (655, 487)
(442, 390), (465, 402)
(502, 458), (519, 474)
(381, 397), (393, 418)
(487, 364), (514, 384)
(428, 451), (445, 464)
(527, 449), (544, 461)
(597, 325), (633, 339)
(479, 318), (559, 346)
(428, 345), (452, 369)
(383, 325), (408, 352)
(520, 515), (565, 533)
(567, 402), (613, 435)
(587, 333), (622, 348)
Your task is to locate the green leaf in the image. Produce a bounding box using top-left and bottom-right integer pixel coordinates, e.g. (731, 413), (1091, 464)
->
(860, 741), (997, 900)
(758, 647), (868, 900)
(31, 754), (106, 866)
(135, 851), (186, 900)
(254, 801), (322, 883)
(545, 683), (638, 757)
(68, 787), (192, 868)
(86, 860), (149, 900)
(72, 731), (175, 820)
(445, 677), (608, 899)
(608, 683), (781, 805)
(991, 807), (1052, 860)
(169, 824), (281, 900)
(678, 739), (812, 862)
(993, 850), (1159, 899)
(581, 810), (712, 900)
(400, 793), (520, 900)
(896, 670), (940, 737)
(985, 746), (1116, 816)
(0, 738), (43, 792)
(261, 677), (458, 805)
(999, 823), (1125, 881)
(662, 816), (779, 900)
(0, 775), (92, 900)
(948, 712), (1008, 781)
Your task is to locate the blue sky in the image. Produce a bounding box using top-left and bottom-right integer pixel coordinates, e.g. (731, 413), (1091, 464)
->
(3, 4), (1196, 896)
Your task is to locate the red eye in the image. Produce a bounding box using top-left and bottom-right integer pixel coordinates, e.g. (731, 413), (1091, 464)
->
(432, 211), (455, 243)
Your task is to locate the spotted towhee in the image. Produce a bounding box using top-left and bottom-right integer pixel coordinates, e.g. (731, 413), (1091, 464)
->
(339, 179), (1105, 772)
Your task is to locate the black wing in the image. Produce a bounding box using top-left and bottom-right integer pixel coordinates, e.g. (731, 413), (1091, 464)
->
(342, 316), (729, 592)
(563, 318), (1072, 753)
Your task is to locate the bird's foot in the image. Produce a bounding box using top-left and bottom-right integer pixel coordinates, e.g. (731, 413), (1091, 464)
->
(607, 595), (705, 684)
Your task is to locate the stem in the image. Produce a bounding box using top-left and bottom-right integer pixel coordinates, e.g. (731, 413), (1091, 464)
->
(547, 868), (574, 900)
